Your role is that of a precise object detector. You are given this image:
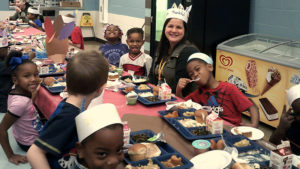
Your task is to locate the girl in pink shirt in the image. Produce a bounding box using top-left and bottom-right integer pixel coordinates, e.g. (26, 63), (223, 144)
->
(0, 51), (42, 165)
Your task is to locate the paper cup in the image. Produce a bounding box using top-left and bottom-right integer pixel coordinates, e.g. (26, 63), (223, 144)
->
(126, 95), (138, 105)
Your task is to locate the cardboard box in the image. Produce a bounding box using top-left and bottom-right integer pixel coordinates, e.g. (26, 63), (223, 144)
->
(60, 2), (81, 8)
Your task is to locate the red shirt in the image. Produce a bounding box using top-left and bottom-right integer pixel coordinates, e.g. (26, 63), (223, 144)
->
(185, 82), (253, 125)
(70, 26), (84, 50)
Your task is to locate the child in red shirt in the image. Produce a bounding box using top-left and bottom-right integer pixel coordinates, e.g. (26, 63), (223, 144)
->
(62, 14), (84, 50)
(176, 52), (259, 127)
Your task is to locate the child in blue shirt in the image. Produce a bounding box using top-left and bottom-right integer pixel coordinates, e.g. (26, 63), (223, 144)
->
(99, 24), (128, 67)
(27, 50), (109, 169)
(27, 7), (43, 31)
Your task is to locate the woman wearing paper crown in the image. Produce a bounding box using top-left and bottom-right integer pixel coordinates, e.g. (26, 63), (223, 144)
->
(149, 3), (199, 97)
(270, 84), (300, 155)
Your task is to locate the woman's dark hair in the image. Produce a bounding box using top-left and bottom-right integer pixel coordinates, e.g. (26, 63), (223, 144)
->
(155, 18), (188, 64)
(127, 27), (144, 39)
(5, 50), (34, 76)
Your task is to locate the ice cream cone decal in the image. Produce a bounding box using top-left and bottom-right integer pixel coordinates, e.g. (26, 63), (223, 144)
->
(261, 67), (281, 95)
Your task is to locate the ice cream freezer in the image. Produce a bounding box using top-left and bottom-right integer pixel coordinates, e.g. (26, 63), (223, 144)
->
(215, 33), (300, 128)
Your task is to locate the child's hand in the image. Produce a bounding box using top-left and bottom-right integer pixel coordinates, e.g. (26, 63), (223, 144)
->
(177, 78), (191, 91)
(278, 105), (295, 130)
(14, 6), (21, 13)
(8, 154), (27, 165)
(32, 83), (41, 101)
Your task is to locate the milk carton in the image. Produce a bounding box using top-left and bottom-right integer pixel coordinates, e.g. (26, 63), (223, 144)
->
(123, 121), (131, 145)
(158, 83), (172, 100)
(206, 111), (223, 134)
(270, 141), (293, 169)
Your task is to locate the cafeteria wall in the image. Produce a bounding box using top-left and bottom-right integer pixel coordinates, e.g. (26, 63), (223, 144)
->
(249, 0), (300, 40)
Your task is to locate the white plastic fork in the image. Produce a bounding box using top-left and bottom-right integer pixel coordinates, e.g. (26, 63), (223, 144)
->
(190, 77), (200, 82)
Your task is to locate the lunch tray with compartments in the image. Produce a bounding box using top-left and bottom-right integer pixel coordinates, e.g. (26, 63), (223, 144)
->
(119, 86), (177, 106)
(124, 129), (194, 169)
(39, 64), (65, 77)
(213, 135), (271, 167)
(42, 76), (66, 94)
(158, 109), (229, 140)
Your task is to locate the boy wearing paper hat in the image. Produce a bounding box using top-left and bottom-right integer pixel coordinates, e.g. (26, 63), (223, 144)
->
(62, 14), (84, 50)
(270, 84), (300, 155)
(75, 104), (124, 169)
(176, 52), (259, 127)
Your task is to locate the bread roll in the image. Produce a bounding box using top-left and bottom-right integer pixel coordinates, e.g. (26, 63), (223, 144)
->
(128, 144), (147, 161)
(141, 143), (161, 157)
(194, 109), (208, 124)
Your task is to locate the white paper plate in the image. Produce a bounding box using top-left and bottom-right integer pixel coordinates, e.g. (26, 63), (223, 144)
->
(231, 126), (264, 140)
(191, 150), (232, 169)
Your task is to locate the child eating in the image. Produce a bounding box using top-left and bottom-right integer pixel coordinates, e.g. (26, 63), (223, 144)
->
(119, 27), (152, 76)
(176, 52), (259, 127)
(27, 7), (43, 31)
(99, 24), (128, 67)
(75, 104), (124, 169)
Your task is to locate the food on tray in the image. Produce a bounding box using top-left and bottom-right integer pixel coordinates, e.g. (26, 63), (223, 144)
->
(132, 134), (150, 143)
(109, 65), (116, 71)
(125, 158), (160, 169)
(146, 96), (159, 102)
(216, 140), (225, 150)
(108, 72), (120, 80)
(233, 128), (253, 138)
(134, 78), (147, 83)
(261, 67), (281, 95)
(164, 111), (178, 118)
(128, 144), (147, 161)
(138, 92), (153, 97)
(43, 77), (55, 87)
(161, 155), (183, 168)
(178, 119), (205, 128)
(138, 84), (150, 90)
(183, 111), (194, 116)
(245, 60), (257, 88)
(210, 140), (216, 150)
(141, 143), (161, 158)
(233, 139), (251, 147)
(259, 98), (278, 121)
(124, 87), (134, 93)
(232, 162), (253, 169)
(55, 68), (64, 73)
(124, 78), (133, 83)
(194, 109), (208, 125)
(190, 127), (209, 136)
(52, 82), (66, 87)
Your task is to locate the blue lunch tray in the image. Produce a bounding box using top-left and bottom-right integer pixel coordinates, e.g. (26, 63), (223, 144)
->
(42, 76), (66, 94)
(125, 129), (193, 169)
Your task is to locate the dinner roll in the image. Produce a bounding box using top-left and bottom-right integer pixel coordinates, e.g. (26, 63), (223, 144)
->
(128, 144), (147, 161)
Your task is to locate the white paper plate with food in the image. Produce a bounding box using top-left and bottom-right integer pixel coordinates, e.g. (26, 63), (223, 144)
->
(231, 126), (264, 140)
(190, 150), (232, 169)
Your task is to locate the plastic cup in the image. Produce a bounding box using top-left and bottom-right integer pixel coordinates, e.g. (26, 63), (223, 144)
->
(126, 95), (138, 105)
(192, 139), (211, 155)
(116, 68), (123, 75)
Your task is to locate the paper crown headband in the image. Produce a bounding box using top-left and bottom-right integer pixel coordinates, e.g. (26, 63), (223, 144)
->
(0, 28), (8, 48)
(75, 103), (122, 142)
(28, 7), (40, 15)
(286, 84), (300, 106)
(188, 52), (213, 65)
(166, 3), (192, 23)
(62, 15), (75, 24)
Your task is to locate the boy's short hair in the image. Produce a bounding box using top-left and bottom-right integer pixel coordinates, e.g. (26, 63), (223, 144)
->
(66, 50), (109, 95)
(126, 27), (144, 39)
